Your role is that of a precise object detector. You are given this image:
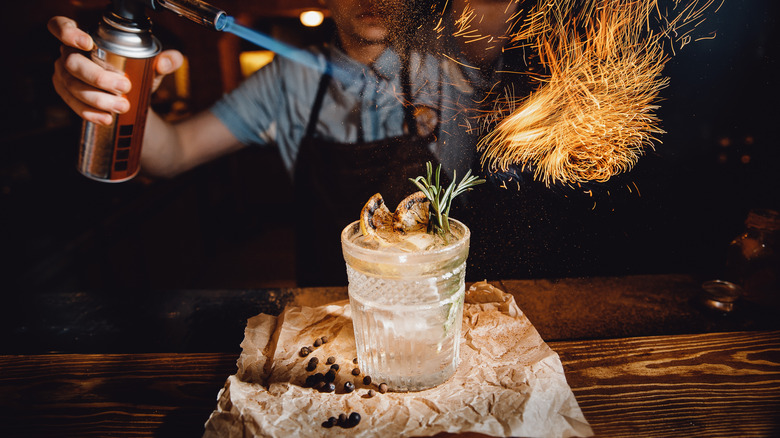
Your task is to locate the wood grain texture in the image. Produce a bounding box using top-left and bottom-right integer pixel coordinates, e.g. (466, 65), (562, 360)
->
(551, 330), (780, 437)
(0, 353), (239, 437)
(2, 331), (779, 437)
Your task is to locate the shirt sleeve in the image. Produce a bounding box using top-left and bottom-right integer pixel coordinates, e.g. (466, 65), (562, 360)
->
(209, 53), (323, 174)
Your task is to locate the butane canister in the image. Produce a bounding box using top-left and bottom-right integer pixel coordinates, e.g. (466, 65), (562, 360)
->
(78, 11), (161, 182)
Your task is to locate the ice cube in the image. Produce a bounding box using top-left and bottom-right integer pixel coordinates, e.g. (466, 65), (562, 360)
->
(395, 232), (435, 252)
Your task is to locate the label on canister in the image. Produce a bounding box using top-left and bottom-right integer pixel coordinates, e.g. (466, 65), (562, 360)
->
(78, 52), (157, 182)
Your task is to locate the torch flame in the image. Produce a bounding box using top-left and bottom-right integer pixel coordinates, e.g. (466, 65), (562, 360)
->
(475, 0), (723, 186)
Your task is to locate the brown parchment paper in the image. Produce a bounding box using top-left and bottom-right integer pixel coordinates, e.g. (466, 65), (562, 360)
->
(203, 281), (593, 437)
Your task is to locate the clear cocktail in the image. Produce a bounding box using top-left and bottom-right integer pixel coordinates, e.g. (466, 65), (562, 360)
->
(341, 219), (470, 392)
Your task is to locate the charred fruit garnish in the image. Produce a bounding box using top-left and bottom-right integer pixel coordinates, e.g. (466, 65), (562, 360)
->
(359, 162), (484, 245)
(359, 193), (395, 243)
(358, 191), (432, 246)
(394, 191), (431, 233)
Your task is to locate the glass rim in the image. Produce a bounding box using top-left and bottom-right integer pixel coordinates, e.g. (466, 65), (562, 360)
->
(341, 218), (470, 263)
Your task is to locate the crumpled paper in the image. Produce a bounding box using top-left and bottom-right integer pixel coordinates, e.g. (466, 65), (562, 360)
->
(203, 281), (593, 437)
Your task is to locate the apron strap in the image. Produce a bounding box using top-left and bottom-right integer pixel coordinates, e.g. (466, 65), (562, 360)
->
(305, 46), (442, 142)
(400, 49), (417, 136)
(400, 48), (443, 141)
(304, 52), (333, 140)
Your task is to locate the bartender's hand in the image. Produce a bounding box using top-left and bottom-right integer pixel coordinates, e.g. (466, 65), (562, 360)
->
(48, 16), (184, 126)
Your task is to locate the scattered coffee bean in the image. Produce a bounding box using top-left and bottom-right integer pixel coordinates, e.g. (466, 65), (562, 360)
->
(344, 381), (355, 393)
(353, 357), (358, 364)
(378, 382), (388, 393)
(367, 389), (376, 398)
(326, 356), (336, 365)
(299, 346), (311, 357)
(313, 338), (323, 347)
(321, 336), (330, 344)
(330, 363), (340, 371)
(311, 372), (324, 384)
(322, 412), (361, 429)
(324, 369), (336, 383)
(363, 375), (372, 385)
(306, 357), (319, 372)
(314, 381), (326, 391)
(351, 367), (360, 376)
(321, 382), (336, 393)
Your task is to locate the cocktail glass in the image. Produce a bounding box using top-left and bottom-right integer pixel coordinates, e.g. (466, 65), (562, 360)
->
(341, 219), (470, 392)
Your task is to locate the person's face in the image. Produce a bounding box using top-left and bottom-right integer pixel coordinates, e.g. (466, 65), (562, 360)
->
(322, 0), (402, 45)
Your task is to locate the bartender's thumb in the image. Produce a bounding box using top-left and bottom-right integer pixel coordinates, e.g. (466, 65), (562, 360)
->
(152, 49), (184, 92)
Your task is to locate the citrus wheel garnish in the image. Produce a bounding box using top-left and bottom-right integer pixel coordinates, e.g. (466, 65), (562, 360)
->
(394, 191), (430, 233)
(359, 193), (395, 242)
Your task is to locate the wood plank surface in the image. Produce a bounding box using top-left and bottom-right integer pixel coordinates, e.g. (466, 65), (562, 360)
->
(0, 353), (239, 437)
(554, 330), (780, 437)
(498, 275), (779, 341)
(1, 331), (778, 437)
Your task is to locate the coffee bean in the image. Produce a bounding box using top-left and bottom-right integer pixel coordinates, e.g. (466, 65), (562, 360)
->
(378, 382), (388, 393)
(351, 367), (360, 376)
(344, 381), (355, 393)
(321, 382), (335, 393)
(324, 369), (336, 383)
(299, 346), (311, 357)
(325, 411), (361, 429)
(311, 372), (324, 384)
(330, 363), (340, 371)
(313, 338), (323, 347)
(326, 356), (336, 365)
(306, 357), (319, 372)
(314, 381), (325, 391)
(353, 357), (358, 364)
(367, 389), (376, 398)
(321, 336), (330, 344)
(363, 375), (372, 385)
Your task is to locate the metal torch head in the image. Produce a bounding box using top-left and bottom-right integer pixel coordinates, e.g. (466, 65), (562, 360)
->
(110, 0), (228, 31)
(152, 0), (228, 30)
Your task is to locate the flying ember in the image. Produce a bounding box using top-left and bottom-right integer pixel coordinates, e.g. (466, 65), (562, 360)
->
(468, 0), (724, 186)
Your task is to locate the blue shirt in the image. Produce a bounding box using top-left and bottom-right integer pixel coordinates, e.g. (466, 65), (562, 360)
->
(210, 44), (489, 180)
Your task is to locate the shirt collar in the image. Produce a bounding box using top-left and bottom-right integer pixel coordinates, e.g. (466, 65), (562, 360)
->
(328, 43), (400, 82)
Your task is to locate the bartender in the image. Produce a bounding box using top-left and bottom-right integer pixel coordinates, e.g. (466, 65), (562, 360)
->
(48, 0), (519, 286)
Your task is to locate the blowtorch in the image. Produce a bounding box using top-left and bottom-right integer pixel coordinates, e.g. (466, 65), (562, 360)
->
(78, 0), (227, 182)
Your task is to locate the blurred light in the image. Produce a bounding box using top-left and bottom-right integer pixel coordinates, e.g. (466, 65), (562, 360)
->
(300, 10), (324, 27)
(239, 51), (275, 77)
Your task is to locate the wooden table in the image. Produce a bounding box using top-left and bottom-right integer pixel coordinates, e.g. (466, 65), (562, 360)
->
(2, 275), (779, 437)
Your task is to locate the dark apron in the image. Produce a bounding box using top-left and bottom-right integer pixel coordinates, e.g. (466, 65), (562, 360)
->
(292, 52), (444, 287)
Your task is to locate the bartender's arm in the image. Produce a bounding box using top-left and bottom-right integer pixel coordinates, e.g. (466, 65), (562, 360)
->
(48, 16), (244, 179)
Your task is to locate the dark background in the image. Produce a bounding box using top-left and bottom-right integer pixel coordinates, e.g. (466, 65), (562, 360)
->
(2, 0), (779, 294)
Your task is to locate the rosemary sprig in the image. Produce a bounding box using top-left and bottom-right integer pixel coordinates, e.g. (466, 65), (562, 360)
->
(409, 162), (485, 238)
